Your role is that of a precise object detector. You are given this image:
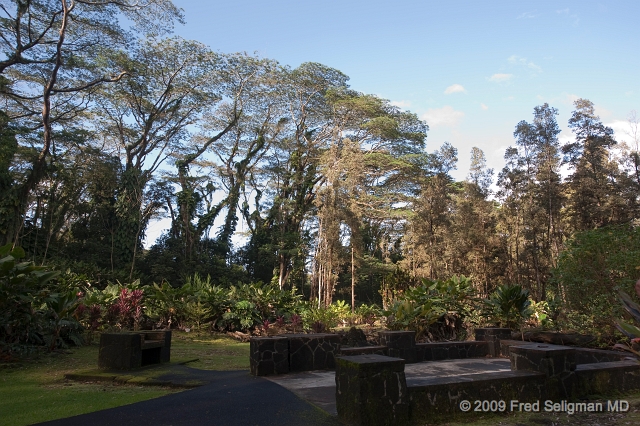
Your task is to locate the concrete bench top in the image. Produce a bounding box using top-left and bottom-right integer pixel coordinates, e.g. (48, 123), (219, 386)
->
(340, 345), (387, 352)
(141, 340), (164, 349)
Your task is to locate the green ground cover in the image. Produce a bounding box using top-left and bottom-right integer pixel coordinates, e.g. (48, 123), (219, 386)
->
(0, 331), (249, 426)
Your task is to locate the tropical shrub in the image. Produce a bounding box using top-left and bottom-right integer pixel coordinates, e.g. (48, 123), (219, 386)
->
(385, 276), (477, 340)
(145, 281), (191, 329)
(77, 280), (146, 331)
(355, 303), (382, 326)
(0, 244), (88, 355)
(43, 290), (83, 350)
(484, 284), (532, 329)
(300, 303), (341, 331)
(328, 300), (354, 326)
(614, 280), (640, 356)
(551, 225), (640, 335)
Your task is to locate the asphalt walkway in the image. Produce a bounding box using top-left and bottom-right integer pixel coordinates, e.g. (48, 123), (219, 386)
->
(37, 370), (341, 426)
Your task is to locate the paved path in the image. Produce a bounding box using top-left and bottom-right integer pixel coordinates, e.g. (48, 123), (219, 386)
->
(37, 358), (515, 425)
(37, 370), (341, 426)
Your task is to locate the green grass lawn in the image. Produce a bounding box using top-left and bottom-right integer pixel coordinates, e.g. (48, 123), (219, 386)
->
(0, 331), (249, 426)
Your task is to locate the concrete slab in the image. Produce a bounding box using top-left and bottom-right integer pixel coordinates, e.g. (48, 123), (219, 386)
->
(265, 357), (513, 416)
(265, 371), (337, 415)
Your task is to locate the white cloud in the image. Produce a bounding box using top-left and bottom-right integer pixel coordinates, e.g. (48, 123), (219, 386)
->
(489, 73), (513, 83)
(556, 8), (579, 26)
(420, 106), (464, 128)
(558, 130), (573, 146)
(563, 93), (580, 105)
(480, 103), (489, 110)
(595, 105), (612, 119)
(444, 84), (466, 94)
(517, 12), (538, 19)
(607, 120), (633, 142)
(390, 100), (411, 109)
(508, 55), (542, 74)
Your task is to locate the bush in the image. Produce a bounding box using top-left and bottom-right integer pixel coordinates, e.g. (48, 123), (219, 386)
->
(484, 284), (532, 329)
(551, 225), (640, 336)
(0, 244), (88, 356)
(384, 276), (477, 340)
(355, 303), (382, 326)
(614, 280), (640, 355)
(300, 303), (341, 332)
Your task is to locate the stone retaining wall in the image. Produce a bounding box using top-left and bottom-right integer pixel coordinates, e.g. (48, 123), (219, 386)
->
(336, 344), (640, 425)
(250, 333), (341, 376)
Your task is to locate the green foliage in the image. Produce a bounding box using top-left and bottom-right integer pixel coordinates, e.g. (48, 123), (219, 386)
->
(222, 300), (260, 331)
(145, 281), (194, 329)
(385, 298), (444, 338)
(328, 300), (353, 325)
(300, 304), (341, 331)
(143, 276), (303, 332)
(42, 290), (83, 350)
(614, 284), (640, 355)
(529, 299), (554, 329)
(355, 303), (382, 326)
(384, 276), (477, 340)
(551, 225), (640, 334)
(484, 284), (532, 329)
(0, 244), (61, 355)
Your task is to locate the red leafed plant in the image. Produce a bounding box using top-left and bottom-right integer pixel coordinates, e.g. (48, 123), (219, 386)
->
(109, 288), (145, 330)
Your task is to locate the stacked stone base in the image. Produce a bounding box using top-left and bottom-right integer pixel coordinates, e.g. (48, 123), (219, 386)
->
(250, 333), (341, 375)
(336, 355), (410, 426)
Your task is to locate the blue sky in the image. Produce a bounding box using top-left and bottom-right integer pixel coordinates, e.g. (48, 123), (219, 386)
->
(170, 0), (639, 180)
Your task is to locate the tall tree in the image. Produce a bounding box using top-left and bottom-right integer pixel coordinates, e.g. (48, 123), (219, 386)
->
(563, 99), (622, 231)
(97, 36), (218, 273)
(0, 0), (182, 247)
(495, 104), (563, 300)
(402, 142), (457, 281)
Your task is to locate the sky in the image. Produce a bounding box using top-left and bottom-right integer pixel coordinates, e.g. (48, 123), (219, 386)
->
(169, 0), (639, 176)
(145, 0), (640, 245)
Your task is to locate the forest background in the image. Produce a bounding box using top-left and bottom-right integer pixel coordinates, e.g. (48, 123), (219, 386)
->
(1, 0), (639, 351)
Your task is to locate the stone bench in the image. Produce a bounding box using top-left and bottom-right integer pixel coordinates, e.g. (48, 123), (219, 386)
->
(416, 341), (490, 361)
(339, 345), (388, 356)
(98, 330), (171, 370)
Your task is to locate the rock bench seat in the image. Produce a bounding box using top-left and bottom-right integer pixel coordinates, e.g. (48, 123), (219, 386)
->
(98, 330), (171, 370)
(339, 345), (387, 356)
(141, 339), (164, 349)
